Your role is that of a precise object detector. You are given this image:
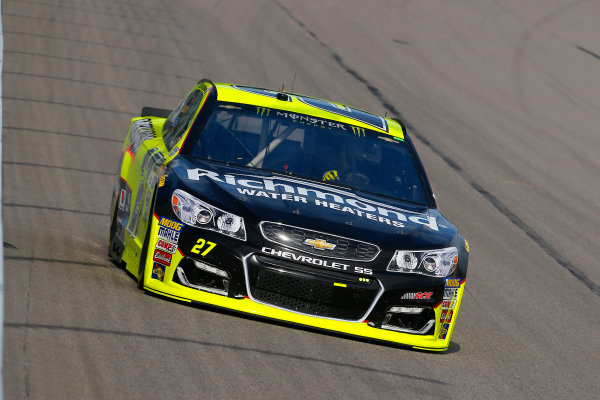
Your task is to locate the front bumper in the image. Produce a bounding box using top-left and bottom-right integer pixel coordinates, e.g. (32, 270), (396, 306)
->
(141, 215), (466, 351)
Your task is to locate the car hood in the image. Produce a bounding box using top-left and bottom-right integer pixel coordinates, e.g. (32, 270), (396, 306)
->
(168, 157), (457, 249)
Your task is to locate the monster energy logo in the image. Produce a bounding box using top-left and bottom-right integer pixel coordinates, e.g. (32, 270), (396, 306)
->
(351, 126), (366, 137)
(257, 107), (270, 116)
(275, 111), (347, 130)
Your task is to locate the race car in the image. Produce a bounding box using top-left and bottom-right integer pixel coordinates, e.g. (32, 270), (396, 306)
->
(108, 79), (469, 351)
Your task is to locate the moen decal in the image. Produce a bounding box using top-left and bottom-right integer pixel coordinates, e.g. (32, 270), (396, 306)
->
(156, 238), (177, 254)
(187, 169), (440, 231)
(262, 247), (372, 275)
(153, 249), (172, 265)
(151, 262), (166, 282)
(439, 323), (450, 339)
(158, 226), (180, 243)
(440, 310), (453, 323)
(445, 278), (461, 288)
(158, 217), (184, 232)
(401, 292), (433, 300)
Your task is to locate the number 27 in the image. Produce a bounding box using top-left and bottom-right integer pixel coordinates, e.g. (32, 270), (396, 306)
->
(190, 238), (216, 256)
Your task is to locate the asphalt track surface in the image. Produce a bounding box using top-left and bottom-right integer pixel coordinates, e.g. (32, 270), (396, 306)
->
(3, 0), (600, 399)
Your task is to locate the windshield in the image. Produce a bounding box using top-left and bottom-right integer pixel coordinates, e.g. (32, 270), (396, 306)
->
(187, 102), (428, 204)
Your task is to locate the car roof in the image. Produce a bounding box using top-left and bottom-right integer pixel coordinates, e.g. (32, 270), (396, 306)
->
(210, 82), (405, 140)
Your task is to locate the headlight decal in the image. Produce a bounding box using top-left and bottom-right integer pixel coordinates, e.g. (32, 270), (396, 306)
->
(171, 189), (247, 241)
(387, 247), (458, 277)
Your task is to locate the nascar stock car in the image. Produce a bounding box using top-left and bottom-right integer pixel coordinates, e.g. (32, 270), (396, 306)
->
(108, 79), (469, 351)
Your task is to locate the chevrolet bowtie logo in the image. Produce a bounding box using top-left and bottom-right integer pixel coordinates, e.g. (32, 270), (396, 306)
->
(303, 238), (336, 250)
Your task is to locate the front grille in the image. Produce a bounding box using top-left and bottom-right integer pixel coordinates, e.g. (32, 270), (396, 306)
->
(246, 254), (382, 321)
(259, 222), (380, 261)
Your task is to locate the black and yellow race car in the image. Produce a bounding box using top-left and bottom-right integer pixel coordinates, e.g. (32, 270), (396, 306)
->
(108, 79), (469, 351)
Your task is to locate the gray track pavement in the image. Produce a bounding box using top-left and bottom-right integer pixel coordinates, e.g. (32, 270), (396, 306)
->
(3, 0), (599, 398)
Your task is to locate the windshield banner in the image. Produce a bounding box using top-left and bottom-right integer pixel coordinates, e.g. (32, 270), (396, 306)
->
(187, 168), (439, 231)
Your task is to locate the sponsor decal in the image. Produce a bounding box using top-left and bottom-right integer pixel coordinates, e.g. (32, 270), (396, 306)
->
(445, 278), (461, 288)
(158, 217), (184, 232)
(262, 247), (372, 275)
(256, 107), (270, 116)
(187, 169), (440, 231)
(151, 262), (166, 282)
(303, 238), (336, 251)
(119, 189), (128, 211)
(322, 170), (339, 181)
(156, 238), (177, 254)
(440, 310), (453, 323)
(401, 292), (433, 300)
(275, 111), (347, 130)
(350, 126), (366, 137)
(158, 174), (168, 187)
(444, 288), (458, 300)
(441, 299), (457, 310)
(158, 226), (180, 243)
(439, 323), (450, 339)
(153, 249), (172, 265)
(465, 240), (470, 253)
